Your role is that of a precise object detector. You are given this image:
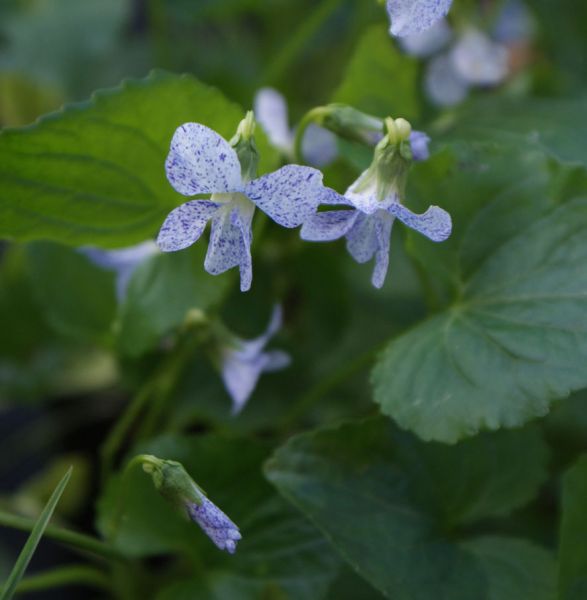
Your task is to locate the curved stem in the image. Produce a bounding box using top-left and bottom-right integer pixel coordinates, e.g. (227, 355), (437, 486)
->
(16, 565), (110, 594)
(0, 511), (125, 563)
(293, 107), (328, 164)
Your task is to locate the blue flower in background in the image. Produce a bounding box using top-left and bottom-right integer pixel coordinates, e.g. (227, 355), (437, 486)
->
(219, 305), (290, 414)
(187, 495), (242, 554)
(254, 87), (337, 167)
(81, 240), (159, 301)
(301, 119), (451, 288)
(387, 0), (454, 37)
(159, 123), (327, 292)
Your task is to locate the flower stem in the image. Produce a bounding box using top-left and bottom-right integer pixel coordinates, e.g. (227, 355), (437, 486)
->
(16, 565), (111, 594)
(0, 511), (125, 563)
(293, 107), (328, 164)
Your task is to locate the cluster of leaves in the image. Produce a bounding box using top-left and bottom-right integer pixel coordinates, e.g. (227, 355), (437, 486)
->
(1, 0), (587, 599)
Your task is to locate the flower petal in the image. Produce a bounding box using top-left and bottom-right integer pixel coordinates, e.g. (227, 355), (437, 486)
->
(346, 171), (394, 214)
(157, 200), (220, 252)
(388, 202), (452, 242)
(301, 209), (358, 241)
(398, 18), (452, 57)
(165, 123), (243, 196)
(410, 130), (431, 162)
(264, 350), (292, 372)
(236, 304), (284, 359)
(254, 87), (293, 153)
(451, 28), (509, 86)
(245, 165), (324, 228)
(387, 0), (453, 37)
(204, 201), (254, 292)
(372, 211), (394, 289)
(221, 350), (270, 414)
(424, 52), (470, 107)
(187, 496), (241, 554)
(302, 124), (338, 167)
(345, 213), (379, 264)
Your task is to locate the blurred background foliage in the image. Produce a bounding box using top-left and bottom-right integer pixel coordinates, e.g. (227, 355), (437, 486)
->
(0, 0), (586, 599)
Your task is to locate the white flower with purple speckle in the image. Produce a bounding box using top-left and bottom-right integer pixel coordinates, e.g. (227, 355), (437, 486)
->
(81, 240), (159, 301)
(159, 123), (327, 292)
(387, 0), (454, 37)
(187, 495), (242, 554)
(220, 305), (290, 414)
(301, 120), (451, 288)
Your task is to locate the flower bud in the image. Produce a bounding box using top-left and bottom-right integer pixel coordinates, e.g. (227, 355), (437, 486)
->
(230, 111), (259, 182)
(137, 455), (241, 553)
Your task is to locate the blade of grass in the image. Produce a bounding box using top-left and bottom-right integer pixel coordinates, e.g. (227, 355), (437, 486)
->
(0, 467), (72, 600)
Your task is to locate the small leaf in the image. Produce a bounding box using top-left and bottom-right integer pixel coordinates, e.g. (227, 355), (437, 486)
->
(0, 467), (72, 600)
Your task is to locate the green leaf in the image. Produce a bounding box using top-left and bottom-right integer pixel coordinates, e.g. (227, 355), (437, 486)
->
(443, 96), (587, 170)
(97, 435), (339, 599)
(373, 195), (587, 443)
(463, 537), (557, 600)
(116, 244), (230, 357)
(266, 418), (555, 600)
(0, 467), (72, 600)
(333, 24), (420, 121)
(25, 241), (117, 344)
(558, 455), (587, 600)
(0, 70), (277, 248)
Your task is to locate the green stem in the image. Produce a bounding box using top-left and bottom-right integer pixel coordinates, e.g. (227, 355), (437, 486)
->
(0, 511), (125, 563)
(16, 565), (110, 594)
(136, 331), (205, 441)
(280, 341), (384, 428)
(100, 384), (152, 483)
(262, 0), (342, 85)
(293, 107), (328, 164)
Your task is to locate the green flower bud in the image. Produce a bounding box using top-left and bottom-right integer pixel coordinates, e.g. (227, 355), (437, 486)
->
(230, 111), (259, 182)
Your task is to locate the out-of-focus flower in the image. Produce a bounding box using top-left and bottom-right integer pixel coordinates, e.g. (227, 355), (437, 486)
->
(81, 240), (159, 301)
(254, 87), (337, 167)
(400, 1), (534, 107)
(386, 0), (454, 37)
(301, 118), (451, 288)
(218, 305), (290, 414)
(158, 114), (328, 291)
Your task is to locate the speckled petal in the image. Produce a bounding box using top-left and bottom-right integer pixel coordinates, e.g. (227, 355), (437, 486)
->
(187, 496), (241, 554)
(388, 202), (452, 242)
(245, 165), (324, 228)
(387, 0), (454, 37)
(372, 211), (394, 289)
(345, 213), (379, 264)
(165, 123), (243, 196)
(204, 201), (254, 292)
(157, 200), (220, 252)
(398, 18), (452, 57)
(300, 209), (358, 241)
(346, 171), (394, 214)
